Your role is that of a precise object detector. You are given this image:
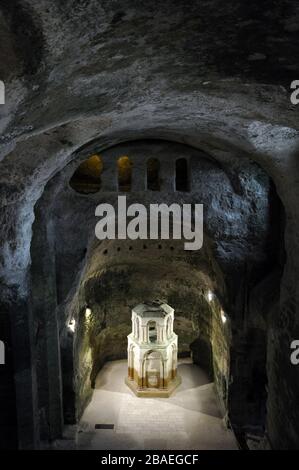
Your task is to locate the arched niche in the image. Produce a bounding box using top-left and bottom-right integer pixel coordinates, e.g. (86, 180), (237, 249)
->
(118, 155), (132, 191)
(147, 158), (160, 191)
(70, 154), (103, 194)
(175, 158), (189, 192)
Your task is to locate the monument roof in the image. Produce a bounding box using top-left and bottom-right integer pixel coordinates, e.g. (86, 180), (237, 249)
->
(133, 300), (173, 318)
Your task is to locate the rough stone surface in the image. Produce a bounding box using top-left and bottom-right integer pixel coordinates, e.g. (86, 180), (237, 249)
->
(0, 0), (298, 450)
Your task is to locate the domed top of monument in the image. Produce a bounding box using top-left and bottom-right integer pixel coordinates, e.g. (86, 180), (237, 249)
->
(133, 300), (173, 318)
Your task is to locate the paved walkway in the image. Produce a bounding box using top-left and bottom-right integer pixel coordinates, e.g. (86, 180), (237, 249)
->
(77, 358), (238, 450)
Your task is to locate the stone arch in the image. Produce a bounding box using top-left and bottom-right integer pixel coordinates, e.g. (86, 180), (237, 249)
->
(70, 154), (103, 194)
(143, 350), (163, 388)
(7, 134), (290, 450)
(117, 156), (132, 191)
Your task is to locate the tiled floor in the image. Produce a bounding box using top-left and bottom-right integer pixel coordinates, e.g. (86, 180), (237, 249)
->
(77, 358), (238, 450)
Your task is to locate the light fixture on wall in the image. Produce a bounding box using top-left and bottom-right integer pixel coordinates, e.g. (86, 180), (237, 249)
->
(68, 318), (76, 332)
(221, 309), (227, 324)
(85, 307), (92, 321)
(207, 290), (214, 302)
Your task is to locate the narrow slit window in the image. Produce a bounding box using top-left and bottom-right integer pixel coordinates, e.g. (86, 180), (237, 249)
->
(175, 158), (189, 192)
(118, 156), (132, 191)
(147, 158), (160, 191)
(148, 321), (157, 343)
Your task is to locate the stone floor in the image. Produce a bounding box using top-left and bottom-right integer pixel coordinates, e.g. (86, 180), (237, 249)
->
(77, 358), (238, 450)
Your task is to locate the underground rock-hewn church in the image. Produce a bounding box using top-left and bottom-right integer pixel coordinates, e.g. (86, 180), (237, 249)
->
(0, 0), (299, 453)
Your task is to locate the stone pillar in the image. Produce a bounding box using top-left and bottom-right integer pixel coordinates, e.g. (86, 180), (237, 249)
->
(156, 325), (161, 343)
(102, 156), (118, 191)
(0, 294), (22, 449)
(142, 326), (147, 342)
(127, 347), (131, 378)
(131, 157), (146, 191)
(138, 359), (144, 389)
(45, 220), (64, 440)
(172, 345), (177, 378)
(30, 209), (64, 443)
(160, 325), (165, 342)
(162, 360), (168, 389)
(160, 158), (175, 192)
(9, 295), (39, 449)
